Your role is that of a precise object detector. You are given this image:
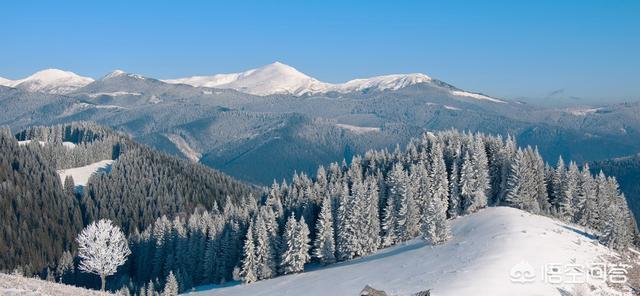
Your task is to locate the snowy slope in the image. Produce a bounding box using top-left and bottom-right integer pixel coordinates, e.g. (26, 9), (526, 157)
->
(190, 207), (629, 296)
(0, 273), (110, 296)
(163, 62), (432, 96)
(57, 160), (114, 186)
(3, 69), (94, 94)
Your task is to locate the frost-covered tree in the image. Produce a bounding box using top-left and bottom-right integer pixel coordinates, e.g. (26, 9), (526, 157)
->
(504, 149), (538, 212)
(162, 271), (179, 296)
(313, 196), (336, 264)
(240, 223), (257, 284)
(253, 214), (276, 280)
(280, 214), (310, 274)
(76, 219), (131, 291)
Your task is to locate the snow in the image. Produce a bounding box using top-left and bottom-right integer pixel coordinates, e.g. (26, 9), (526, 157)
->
(164, 62), (431, 96)
(450, 90), (506, 103)
(18, 140), (76, 149)
(87, 91), (142, 98)
(190, 207), (628, 296)
(57, 160), (114, 187)
(4, 69), (94, 94)
(102, 70), (145, 80)
(18, 140), (46, 146)
(566, 108), (600, 116)
(443, 105), (461, 111)
(0, 273), (110, 296)
(335, 123), (381, 134)
(165, 133), (201, 162)
(0, 76), (13, 87)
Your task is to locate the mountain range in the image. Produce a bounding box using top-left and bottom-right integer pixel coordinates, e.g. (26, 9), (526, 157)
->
(1, 62), (501, 100)
(1, 63), (639, 188)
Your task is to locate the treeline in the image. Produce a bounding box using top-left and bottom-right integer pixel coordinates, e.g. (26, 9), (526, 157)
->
(0, 123), (256, 279)
(114, 130), (638, 294)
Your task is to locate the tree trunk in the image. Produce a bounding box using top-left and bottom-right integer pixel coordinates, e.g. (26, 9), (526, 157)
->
(100, 274), (106, 291)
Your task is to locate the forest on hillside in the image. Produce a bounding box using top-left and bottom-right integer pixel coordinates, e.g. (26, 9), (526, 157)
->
(1, 123), (637, 294)
(0, 123), (255, 277)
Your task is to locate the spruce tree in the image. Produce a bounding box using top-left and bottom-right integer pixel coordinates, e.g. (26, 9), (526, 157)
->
(313, 196), (336, 264)
(239, 223), (257, 284)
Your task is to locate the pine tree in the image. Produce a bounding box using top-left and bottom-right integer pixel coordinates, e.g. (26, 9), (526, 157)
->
(239, 223), (257, 284)
(313, 196), (336, 264)
(460, 151), (476, 214)
(280, 214), (310, 274)
(254, 213), (276, 280)
(560, 162), (579, 221)
(504, 149), (538, 212)
(162, 271), (179, 296)
(380, 190), (397, 247)
(550, 156), (566, 212)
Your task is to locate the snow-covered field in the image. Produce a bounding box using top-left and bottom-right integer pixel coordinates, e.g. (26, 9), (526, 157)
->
(0, 273), (110, 295)
(57, 160), (114, 186)
(189, 207), (630, 296)
(335, 123), (381, 134)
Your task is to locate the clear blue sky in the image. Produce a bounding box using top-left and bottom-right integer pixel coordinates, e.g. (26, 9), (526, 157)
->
(2, 0), (639, 101)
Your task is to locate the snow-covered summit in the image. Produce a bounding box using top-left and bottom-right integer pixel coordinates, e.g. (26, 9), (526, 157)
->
(3, 69), (94, 94)
(163, 62), (433, 96)
(102, 69), (146, 80)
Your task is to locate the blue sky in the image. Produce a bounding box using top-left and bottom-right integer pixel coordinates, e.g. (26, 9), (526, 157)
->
(1, 0), (639, 101)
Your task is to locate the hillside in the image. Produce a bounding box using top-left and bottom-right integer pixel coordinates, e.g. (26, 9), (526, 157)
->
(191, 207), (634, 296)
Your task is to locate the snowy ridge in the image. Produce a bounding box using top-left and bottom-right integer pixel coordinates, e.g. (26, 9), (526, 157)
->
(192, 207), (628, 296)
(0, 77), (12, 86)
(163, 62), (433, 96)
(2, 69), (94, 94)
(450, 90), (506, 103)
(57, 160), (114, 187)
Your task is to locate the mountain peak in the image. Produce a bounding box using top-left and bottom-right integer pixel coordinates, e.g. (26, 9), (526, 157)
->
(103, 70), (145, 80)
(5, 68), (94, 94)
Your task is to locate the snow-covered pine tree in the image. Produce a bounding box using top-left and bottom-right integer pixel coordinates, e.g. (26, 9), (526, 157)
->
(336, 182), (359, 260)
(531, 147), (550, 214)
(280, 214), (310, 274)
(448, 154), (461, 218)
(313, 196), (336, 264)
(550, 156), (566, 213)
(574, 164), (595, 226)
(380, 186), (397, 247)
(387, 163), (412, 242)
(254, 213), (276, 280)
(460, 151), (476, 214)
(560, 161), (580, 221)
(239, 222), (257, 284)
(471, 136), (490, 209)
(504, 148), (538, 212)
(162, 271), (179, 296)
(362, 174), (381, 255)
(429, 141), (449, 216)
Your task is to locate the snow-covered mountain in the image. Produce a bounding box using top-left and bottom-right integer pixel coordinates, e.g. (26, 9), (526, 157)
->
(193, 207), (634, 296)
(163, 62), (435, 96)
(0, 69), (94, 94)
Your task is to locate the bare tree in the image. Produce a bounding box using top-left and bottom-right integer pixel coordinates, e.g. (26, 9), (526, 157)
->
(77, 219), (131, 291)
